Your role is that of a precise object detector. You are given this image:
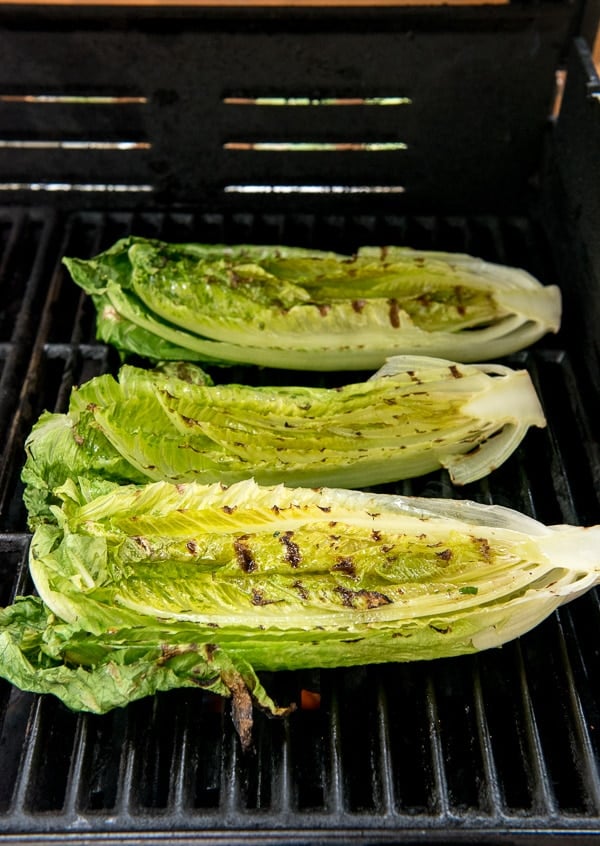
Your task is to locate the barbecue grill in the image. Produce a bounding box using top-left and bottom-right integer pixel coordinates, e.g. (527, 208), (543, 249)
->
(1, 3), (600, 843)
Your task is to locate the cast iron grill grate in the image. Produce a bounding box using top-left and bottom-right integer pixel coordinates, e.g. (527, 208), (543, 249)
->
(0, 206), (599, 843)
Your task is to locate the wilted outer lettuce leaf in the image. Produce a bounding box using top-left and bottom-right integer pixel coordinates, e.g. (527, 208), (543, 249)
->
(0, 596), (290, 749)
(62, 237), (562, 369)
(21, 356), (546, 527)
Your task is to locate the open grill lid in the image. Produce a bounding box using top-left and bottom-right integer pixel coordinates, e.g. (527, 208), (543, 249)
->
(0, 0), (597, 213)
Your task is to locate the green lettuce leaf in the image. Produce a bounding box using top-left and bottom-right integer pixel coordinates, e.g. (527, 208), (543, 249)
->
(63, 237), (562, 369)
(30, 478), (600, 659)
(22, 356), (546, 527)
(4, 478), (600, 746)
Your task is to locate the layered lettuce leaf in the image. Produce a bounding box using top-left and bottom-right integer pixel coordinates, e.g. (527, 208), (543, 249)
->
(22, 356), (546, 526)
(63, 238), (562, 369)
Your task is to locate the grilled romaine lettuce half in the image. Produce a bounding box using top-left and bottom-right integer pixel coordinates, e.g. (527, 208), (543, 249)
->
(2, 478), (598, 748)
(21, 356), (546, 526)
(63, 237), (561, 369)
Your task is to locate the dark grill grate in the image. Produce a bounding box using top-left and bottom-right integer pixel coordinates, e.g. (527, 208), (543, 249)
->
(1, 207), (600, 844)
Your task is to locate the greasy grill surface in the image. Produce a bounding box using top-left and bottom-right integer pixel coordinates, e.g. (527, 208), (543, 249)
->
(1, 207), (599, 843)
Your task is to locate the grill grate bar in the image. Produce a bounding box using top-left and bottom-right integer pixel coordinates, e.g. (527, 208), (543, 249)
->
(375, 682), (396, 817)
(169, 706), (193, 813)
(481, 216), (508, 265)
(0, 210), (26, 304)
(0, 532), (30, 601)
(554, 613), (600, 813)
(273, 720), (293, 816)
(327, 687), (345, 815)
(8, 697), (43, 815)
(0, 210), (67, 523)
(114, 737), (138, 821)
(0, 210), (54, 440)
(63, 716), (90, 817)
(220, 726), (243, 819)
(514, 643), (559, 817)
(472, 661), (505, 818)
(543, 422), (584, 526)
(425, 673), (451, 819)
(51, 217), (111, 414)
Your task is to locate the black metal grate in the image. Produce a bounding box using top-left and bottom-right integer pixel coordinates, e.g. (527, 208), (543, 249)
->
(0, 207), (599, 843)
